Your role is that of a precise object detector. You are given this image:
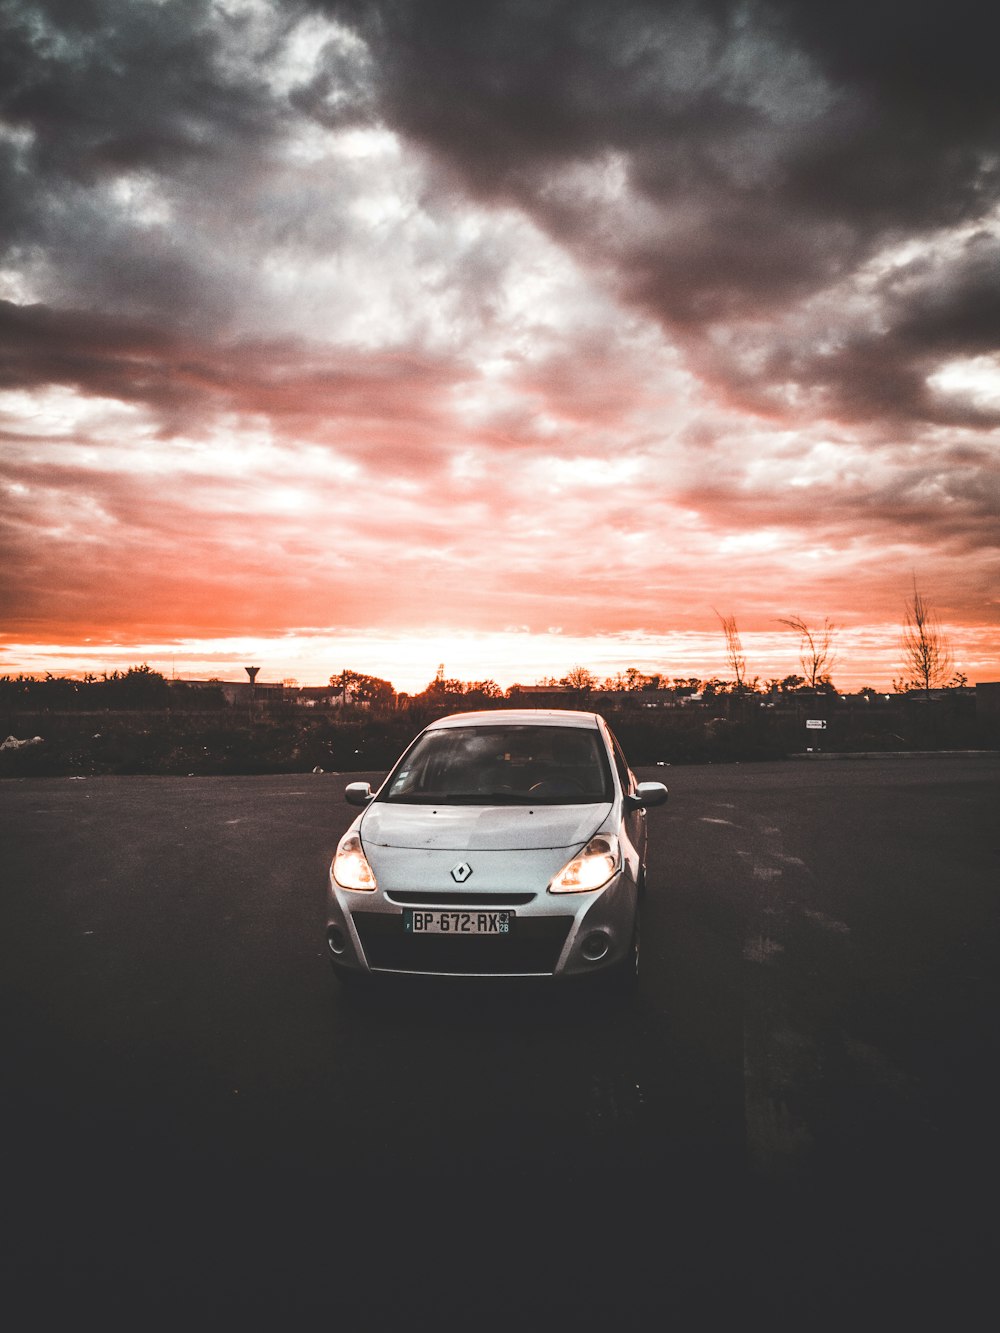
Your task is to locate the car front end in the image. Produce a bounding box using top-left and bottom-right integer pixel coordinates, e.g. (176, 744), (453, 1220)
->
(325, 710), (665, 982)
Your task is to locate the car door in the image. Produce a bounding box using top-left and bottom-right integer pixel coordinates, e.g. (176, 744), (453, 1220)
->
(605, 725), (648, 878)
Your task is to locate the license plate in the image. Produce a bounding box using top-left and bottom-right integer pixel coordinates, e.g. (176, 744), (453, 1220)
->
(403, 909), (513, 935)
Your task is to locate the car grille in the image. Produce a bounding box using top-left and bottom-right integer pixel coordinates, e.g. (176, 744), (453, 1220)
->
(352, 911), (573, 976)
(385, 891), (537, 906)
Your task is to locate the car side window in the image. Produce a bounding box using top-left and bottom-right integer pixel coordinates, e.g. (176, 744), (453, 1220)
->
(608, 730), (635, 795)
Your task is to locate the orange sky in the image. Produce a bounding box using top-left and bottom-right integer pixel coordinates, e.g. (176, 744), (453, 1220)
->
(2, 1), (998, 692)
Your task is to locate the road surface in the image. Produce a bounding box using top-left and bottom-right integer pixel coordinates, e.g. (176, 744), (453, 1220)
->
(2, 755), (997, 1327)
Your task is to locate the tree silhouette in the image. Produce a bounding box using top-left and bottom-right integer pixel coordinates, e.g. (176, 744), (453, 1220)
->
(778, 615), (837, 690)
(330, 670), (394, 709)
(898, 584), (953, 698)
(561, 665), (597, 691)
(714, 611), (746, 691)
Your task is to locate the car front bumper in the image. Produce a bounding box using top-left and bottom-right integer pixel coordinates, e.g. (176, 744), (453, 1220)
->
(326, 870), (638, 979)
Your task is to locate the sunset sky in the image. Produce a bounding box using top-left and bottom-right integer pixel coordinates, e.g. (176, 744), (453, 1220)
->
(2, 0), (998, 693)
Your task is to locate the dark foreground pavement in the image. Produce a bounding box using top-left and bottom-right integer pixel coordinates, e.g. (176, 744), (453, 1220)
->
(2, 754), (997, 1329)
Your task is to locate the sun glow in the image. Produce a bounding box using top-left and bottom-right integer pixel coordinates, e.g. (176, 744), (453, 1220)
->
(5, 623), (997, 696)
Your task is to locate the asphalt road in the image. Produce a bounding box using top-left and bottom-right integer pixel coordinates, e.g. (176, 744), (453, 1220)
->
(2, 755), (997, 1329)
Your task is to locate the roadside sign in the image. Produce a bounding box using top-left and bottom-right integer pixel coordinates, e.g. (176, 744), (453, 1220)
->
(806, 719), (827, 730)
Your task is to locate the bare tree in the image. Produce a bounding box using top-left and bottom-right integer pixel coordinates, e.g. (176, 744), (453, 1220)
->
(778, 615), (837, 690)
(899, 584), (953, 698)
(713, 611), (746, 690)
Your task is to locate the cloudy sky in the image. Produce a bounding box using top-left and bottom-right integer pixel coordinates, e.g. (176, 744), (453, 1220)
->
(1, 0), (998, 691)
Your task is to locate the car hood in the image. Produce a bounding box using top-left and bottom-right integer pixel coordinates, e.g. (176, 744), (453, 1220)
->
(360, 801), (612, 852)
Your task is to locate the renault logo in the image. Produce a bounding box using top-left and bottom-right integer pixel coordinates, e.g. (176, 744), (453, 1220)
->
(450, 861), (473, 883)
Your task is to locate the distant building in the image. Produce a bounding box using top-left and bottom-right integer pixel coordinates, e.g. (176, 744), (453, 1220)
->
(975, 681), (1000, 722)
(291, 686), (339, 707)
(169, 678), (285, 707)
(505, 684), (577, 708)
(592, 689), (677, 710)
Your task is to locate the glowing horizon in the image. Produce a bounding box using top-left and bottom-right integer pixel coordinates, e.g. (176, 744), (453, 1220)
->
(4, 621), (998, 696)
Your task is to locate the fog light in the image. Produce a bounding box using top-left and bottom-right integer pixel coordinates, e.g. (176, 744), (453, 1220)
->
(327, 926), (347, 956)
(581, 931), (610, 961)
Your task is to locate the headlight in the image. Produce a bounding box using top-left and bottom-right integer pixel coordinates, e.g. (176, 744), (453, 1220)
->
(332, 831), (377, 891)
(549, 834), (620, 893)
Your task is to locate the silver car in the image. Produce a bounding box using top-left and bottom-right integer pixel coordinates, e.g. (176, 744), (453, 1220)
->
(326, 709), (667, 985)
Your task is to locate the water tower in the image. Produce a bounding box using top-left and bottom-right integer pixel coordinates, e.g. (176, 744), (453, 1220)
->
(245, 665), (259, 721)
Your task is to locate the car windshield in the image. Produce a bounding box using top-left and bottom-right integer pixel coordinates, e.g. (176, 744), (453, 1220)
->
(381, 725), (614, 805)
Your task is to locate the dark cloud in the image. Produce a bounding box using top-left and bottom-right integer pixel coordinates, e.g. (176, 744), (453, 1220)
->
(0, 1), (285, 330)
(327, 0), (1000, 228)
(888, 232), (1000, 354)
(321, 0), (1000, 419)
(0, 299), (463, 445)
(771, 0), (1000, 123)
(709, 230), (1000, 426)
(5, 0), (998, 424)
(0, 0), (280, 182)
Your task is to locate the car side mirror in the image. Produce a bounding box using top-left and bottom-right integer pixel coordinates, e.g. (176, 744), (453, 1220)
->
(627, 781), (668, 810)
(345, 782), (374, 806)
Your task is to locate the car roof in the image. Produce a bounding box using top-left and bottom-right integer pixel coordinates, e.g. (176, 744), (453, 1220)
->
(425, 709), (603, 731)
